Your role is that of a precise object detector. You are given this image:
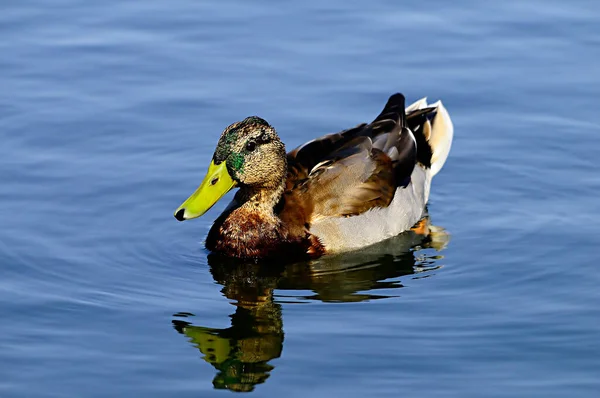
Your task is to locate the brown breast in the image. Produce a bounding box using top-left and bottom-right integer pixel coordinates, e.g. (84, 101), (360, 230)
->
(205, 206), (321, 259)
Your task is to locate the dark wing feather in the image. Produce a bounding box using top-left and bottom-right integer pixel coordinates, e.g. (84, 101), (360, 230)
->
(283, 93), (417, 222)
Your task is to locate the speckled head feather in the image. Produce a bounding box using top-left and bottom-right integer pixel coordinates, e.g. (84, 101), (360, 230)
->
(212, 116), (287, 188)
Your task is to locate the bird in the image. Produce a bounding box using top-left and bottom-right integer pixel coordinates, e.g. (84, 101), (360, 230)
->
(174, 93), (453, 260)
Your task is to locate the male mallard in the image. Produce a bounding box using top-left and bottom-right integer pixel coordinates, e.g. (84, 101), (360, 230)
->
(174, 93), (453, 259)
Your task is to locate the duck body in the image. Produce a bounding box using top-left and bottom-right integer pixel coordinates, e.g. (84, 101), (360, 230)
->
(175, 93), (453, 260)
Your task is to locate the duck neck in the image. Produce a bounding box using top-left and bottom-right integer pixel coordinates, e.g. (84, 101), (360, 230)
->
(239, 181), (285, 216)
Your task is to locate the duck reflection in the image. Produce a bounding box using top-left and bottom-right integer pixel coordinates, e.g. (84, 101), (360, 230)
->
(172, 217), (449, 392)
(172, 266), (283, 392)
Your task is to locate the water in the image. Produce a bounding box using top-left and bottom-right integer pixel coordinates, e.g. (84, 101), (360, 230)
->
(1, 0), (599, 396)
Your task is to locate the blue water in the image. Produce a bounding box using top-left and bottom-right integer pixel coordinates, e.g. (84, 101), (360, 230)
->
(1, 0), (599, 396)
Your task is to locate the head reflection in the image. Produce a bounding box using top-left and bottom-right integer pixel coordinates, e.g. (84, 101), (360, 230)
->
(172, 217), (449, 392)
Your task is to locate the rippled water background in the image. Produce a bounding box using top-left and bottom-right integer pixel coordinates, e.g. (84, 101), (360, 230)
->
(2, 0), (600, 396)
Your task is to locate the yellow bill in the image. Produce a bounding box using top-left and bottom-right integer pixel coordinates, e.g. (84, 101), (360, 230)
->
(174, 161), (236, 221)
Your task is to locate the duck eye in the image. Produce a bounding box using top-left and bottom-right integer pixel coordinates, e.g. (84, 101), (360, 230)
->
(245, 141), (256, 152)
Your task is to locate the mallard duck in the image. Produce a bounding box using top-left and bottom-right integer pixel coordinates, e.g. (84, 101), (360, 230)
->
(174, 93), (453, 259)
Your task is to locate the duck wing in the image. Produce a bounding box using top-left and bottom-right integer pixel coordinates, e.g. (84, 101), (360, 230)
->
(283, 93), (418, 222)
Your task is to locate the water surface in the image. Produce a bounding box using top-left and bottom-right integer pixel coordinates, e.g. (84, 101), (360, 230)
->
(1, 0), (599, 397)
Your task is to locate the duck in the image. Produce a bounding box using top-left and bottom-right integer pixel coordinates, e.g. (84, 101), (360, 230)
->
(174, 93), (453, 259)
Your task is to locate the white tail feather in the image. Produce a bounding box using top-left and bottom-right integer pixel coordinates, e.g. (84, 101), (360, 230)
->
(428, 101), (453, 176)
(406, 98), (454, 177)
(406, 97), (428, 112)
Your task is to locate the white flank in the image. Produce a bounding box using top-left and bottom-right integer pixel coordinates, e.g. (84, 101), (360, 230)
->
(310, 166), (432, 253)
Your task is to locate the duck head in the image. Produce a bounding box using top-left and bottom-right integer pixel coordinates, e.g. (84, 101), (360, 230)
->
(174, 116), (286, 221)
